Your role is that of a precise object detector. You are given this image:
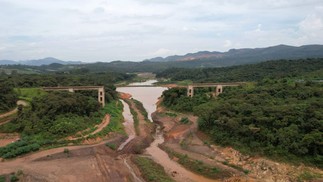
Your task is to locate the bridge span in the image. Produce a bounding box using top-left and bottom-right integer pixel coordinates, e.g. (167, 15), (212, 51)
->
(43, 86), (105, 107)
(118, 82), (244, 97)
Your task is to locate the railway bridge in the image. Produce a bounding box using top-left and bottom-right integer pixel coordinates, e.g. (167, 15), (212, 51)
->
(43, 86), (105, 107)
(119, 82), (244, 97)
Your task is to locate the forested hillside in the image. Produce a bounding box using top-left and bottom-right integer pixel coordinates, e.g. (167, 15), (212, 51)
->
(162, 79), (323, 167)
(160, 59), (323, 167)
(0, 81), (18, 113)
(0, 70), (133, 158)
(156, 58), (323, 82)
(0, 71), (133, 87)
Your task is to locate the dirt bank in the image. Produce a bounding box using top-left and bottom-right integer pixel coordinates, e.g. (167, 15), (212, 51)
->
(118, 98), (155, 155)
(153, 103), (323, 182)
(0, 136), (141, 182)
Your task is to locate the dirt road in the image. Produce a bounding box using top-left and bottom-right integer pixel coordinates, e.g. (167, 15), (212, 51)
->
(67, 114), (110, 141)
(0, 100), (28, 119)
(0, 138), (137, 182)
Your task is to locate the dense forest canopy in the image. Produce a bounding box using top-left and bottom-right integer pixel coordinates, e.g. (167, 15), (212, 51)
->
(0, 70), (133, 158)
(160, 58), (323, 167)
(0, 71), (134, 87)
(156, 59), (323, 82)
(0, 81), (18, 113)
(162, 78), (323, 167)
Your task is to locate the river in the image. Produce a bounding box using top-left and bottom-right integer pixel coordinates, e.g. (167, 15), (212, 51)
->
(117, 80), (216, 182)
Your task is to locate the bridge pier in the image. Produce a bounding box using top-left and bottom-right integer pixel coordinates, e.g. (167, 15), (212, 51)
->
(187, 85), (194, 97)
(43, 86), (105, 107)
(98, 87), (105, 107)
(215, 85), (223, 96)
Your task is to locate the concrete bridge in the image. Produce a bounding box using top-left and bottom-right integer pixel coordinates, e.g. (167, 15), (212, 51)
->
(119, 82), (244, 97)
(43, 86), (105, 107)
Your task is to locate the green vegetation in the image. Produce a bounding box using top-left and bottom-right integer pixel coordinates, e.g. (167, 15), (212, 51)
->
(105, 142), (117, 150)
(0, 92), (100, 158)
(195, 80), (322, 167)
(124, 99), (140, 135)
(0, 98), (125, 159)
(297, 171), (322, 182)
(132, 156), (175, 182)
(14, 88), (46, 102)
(0, 175), (5, 182)
(159, 59), (323, 168)
(222, 161), (249, 174)
(162, 80), (323, 167)
(0, 81), (18, 113)
(156, 59), (323, 82)
(88, 100), (125, 138)
(180, 117), (190, 124)
(132, 99), (150, 122)
(162, 87), (210, 112)
(160, 145), (225, 179)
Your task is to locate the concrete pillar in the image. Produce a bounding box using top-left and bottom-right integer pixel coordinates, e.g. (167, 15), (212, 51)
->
(98, 87), (105, 107)
(215, 85), (223, 96)
(68, 88), (74, 93)
(187, 85), (194, 97)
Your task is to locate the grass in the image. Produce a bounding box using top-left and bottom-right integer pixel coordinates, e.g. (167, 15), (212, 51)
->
(159, 145), (227, 179)
(0, 113), (17, 124)
(177, 80), (193, 86)
(0, 176), (5, 182)
(14, 88), (46, 102)
(124, 99), (140, 135)
(88, 100), (125, 138)
(297, 171), (322, 182)
(105, 142), (117, 150)
(180, 117), (190, 124)
(222, 161), (250, 174)
(132, 99), (150, 122)
(132, 156), (175, 182)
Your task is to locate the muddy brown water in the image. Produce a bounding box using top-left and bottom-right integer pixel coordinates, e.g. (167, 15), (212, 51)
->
(117, 80), (166, 121)
(117, 80), (216, 182)
(118, 100), (136, 151)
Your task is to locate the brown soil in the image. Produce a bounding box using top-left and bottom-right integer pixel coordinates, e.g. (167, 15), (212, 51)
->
(0, 137), (140, 182)
(0, 133), (20, 147)
(152, 103), (323, 182)
(118, 99), (155, 155)
(0, 100), (28, 119)
(119, 92), (132, 99)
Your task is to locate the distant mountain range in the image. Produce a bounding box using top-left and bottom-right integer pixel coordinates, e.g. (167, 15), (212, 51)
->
(144, 44), (323, 64)
(1, 44), (323, 67)
(0, 57), (82, 66)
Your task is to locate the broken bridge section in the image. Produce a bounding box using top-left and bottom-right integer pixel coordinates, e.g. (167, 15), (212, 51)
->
(43, 86), (105, 107)
(185, 83), (242, 97)
(118, 82), (244, 97)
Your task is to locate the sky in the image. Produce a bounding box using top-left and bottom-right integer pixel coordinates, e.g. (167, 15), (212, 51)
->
(0, 0), (323, 62)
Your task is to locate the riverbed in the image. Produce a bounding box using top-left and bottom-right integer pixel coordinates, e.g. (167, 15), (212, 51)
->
(117, 80), (216, 182)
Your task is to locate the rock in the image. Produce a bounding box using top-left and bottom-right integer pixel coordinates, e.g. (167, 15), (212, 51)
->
(171, 171), (178, 177)
(115, 156), (122, 160)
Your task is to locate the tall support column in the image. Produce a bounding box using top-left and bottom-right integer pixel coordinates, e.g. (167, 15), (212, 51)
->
(98, 87), (105, 107)
(187, 85), (194, 97)
(215, 85), (223, 96)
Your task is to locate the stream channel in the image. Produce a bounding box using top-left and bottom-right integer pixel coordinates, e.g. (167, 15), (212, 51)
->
(117, 80), (216, 182)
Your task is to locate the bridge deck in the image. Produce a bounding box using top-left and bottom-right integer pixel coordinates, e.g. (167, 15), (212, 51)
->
(119, 82), (244, 88)
(43, 86), (104, 91)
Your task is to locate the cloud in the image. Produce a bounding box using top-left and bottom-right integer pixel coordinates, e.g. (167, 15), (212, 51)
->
(0, 0), (323, 61)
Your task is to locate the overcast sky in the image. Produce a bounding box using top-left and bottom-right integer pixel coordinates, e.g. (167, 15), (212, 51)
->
(0, 0), (323, 62)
